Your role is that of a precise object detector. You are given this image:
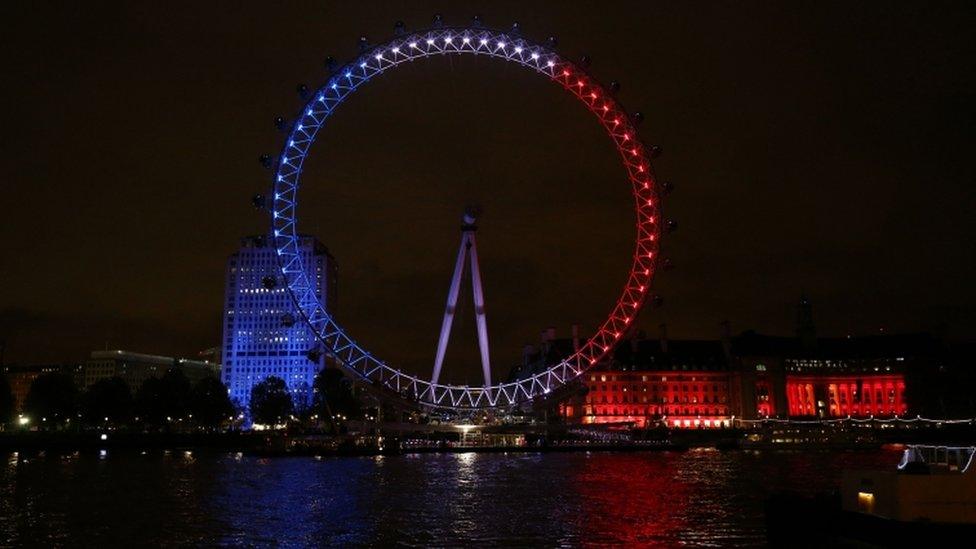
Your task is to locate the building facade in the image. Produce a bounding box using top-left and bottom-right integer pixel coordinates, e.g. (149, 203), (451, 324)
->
(554, 300), (943, 427)
(731, 332), (929, 419)
(221, 234), (337, 410)
(557, 332), (933, 427)
(2, 351), (221, 412)
(559, 336), (733, 428)
(84, 350), (220, 391)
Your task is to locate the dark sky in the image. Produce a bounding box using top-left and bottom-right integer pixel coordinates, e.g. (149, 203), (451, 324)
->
(2, 2), (974, 384)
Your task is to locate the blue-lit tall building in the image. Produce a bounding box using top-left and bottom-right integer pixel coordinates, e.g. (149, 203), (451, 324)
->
(221, 234), (337, 411)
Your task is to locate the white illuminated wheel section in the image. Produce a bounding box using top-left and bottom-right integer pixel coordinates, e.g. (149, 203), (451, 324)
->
(270, 26), (662, 409)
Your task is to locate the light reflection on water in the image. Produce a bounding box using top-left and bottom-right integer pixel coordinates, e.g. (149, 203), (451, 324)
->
(0, 448), (897, 547)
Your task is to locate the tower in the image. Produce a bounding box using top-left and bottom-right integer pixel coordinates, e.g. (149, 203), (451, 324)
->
(221, 234), (337, 411)
(796, 294), (817, 351)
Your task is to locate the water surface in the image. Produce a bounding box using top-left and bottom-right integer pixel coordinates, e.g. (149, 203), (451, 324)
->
(0, 448), (897, 547)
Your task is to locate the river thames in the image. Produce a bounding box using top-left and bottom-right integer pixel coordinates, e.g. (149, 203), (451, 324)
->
(1, 448), (897, 547)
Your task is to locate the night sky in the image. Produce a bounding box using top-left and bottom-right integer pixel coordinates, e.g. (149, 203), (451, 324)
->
(2, 2), (974, 384)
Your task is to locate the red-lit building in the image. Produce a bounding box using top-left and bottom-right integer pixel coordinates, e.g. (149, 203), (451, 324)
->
(544, 299), (942, 427)
(732, 330), (929, 419)
(518, 327), (735, 428)
(785, 375), (906, 417)
(569, 367), (733, 429)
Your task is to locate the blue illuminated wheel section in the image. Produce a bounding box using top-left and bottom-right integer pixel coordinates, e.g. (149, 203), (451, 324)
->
(270, 26), (662, 409)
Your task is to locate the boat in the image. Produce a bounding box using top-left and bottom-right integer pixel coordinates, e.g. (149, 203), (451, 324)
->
(739, 424), (882, 450)
(831, 444), (976, 544)
(765, 445), (976, 546)
(841, 444), (976, 525)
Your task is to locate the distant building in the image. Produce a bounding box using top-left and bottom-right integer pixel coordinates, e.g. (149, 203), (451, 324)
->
(2, 351), (220, 411)
(730, 332), (932, 419)
(83, 350), (220, 391)
(552, 298), (947, 427)
(2, 363), (81, 412)
(553, 327), (734, 428)
(221, 234), (337, 410)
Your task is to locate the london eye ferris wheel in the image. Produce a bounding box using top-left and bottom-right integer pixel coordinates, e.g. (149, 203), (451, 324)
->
(257, 17), (665, 410)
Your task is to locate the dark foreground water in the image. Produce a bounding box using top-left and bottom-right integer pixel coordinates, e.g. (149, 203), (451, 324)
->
(0, 448), (898, 547)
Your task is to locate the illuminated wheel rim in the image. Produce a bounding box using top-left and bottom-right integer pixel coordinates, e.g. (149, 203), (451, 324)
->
(270, 27), (661, 409)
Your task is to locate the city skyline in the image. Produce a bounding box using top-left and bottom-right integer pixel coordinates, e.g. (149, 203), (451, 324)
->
(2, 3), (974, 386)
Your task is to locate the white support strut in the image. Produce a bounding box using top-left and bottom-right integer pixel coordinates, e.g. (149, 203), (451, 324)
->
(430, 211), (492, 387)
(467, 232), (492, 387)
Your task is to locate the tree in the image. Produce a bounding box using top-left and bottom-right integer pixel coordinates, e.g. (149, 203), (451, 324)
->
(250, 376), (293, 426)
(81, 377), (132, 427)
(190, 376), (234, 428)
(23, 372), (77, 427)
(134, 368), (192, 427)
(292, 381), (313, 418)
(0, 374), (13, 427)
(134, 376), (166, 426)
(160, 367), (192, 417)
(313, 367), (360, 423)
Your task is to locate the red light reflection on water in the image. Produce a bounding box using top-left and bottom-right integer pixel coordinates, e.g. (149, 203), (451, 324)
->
(569, 452), (693, 545)
(567, 450), (773, 547)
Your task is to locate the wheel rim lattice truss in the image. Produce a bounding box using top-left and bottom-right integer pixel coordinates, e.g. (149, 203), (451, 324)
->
(270, 27), (661, 409)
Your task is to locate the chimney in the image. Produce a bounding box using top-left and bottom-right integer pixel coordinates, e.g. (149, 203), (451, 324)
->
(659, 323), (669, 354)
(522, 344), (536, 366)
(572, 324), (580, 352)
(720, 320), (732, 360)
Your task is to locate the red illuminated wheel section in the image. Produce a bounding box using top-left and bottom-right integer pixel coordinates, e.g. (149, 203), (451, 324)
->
(269, 25), (662, 409)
